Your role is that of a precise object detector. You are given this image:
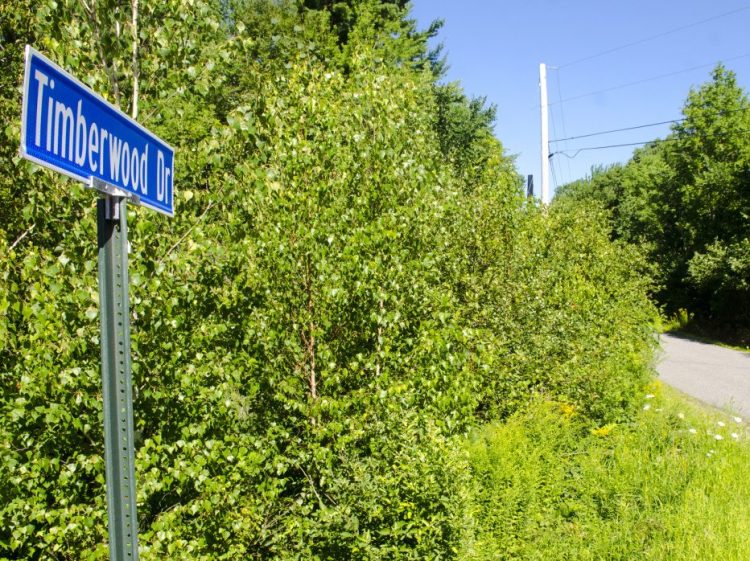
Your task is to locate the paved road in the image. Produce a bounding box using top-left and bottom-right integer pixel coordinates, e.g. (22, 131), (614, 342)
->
(657, 333), (750, 418)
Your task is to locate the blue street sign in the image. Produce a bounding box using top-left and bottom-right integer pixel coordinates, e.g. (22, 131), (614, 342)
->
(20, 46), (175, 216)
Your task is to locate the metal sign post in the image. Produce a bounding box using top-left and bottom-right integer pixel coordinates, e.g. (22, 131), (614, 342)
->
(98, 194), (139, 561)
(20, 46), (176, 561)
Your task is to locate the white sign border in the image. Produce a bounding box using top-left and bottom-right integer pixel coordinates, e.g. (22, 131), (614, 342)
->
(20, 45), (176, 217)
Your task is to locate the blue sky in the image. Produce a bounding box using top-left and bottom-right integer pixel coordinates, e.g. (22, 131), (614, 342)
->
(409, 1), (750, 197)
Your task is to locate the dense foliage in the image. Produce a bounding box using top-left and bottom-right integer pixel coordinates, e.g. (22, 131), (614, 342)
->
(556, 67), (750, 339)
(1, 1), (656, 558)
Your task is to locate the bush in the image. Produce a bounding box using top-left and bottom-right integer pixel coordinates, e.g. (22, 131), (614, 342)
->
(440, 193), (658, 424)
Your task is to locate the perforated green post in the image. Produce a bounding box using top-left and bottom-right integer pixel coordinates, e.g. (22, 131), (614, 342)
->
(98, 195), (140, 561)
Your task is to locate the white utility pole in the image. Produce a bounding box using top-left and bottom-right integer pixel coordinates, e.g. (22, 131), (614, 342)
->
(539, 63), (550, 204)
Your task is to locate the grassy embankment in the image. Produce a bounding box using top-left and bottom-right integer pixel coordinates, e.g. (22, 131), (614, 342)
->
(462, 382), (750, 560)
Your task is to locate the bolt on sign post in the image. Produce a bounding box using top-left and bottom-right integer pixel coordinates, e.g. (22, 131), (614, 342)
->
(20, 46), (175, 561)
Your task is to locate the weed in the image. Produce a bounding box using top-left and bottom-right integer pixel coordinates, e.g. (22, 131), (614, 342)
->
(461, 385), (750, 560)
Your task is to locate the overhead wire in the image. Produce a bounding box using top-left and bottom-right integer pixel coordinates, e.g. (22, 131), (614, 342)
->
(551, 124), (750, 159)
(549, 53), (750, 107)
(553, 69), (574, 184)
(550, 118), (682, 143)
(548, 97), (562, 189)
(558, 5), (750, 69)
(549, 106), (750, 147)
(549, 106), (750, 143)
(553, 141), (662, 159)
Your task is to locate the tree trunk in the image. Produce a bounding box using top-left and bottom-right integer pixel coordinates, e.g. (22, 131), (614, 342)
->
(131, 0), (139, 119)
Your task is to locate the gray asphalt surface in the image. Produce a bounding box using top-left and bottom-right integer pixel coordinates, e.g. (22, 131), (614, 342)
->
(657, 333), (750, 418)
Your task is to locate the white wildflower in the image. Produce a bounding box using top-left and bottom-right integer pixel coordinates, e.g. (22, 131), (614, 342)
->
(731, 433), (740, 440)
(717, 421), (726, 427)
(714, 434), (724, 441)
(733, 416), (743, 424)
(643, 404), (651, 411)
(677, 412), (685, 420)
(645, 394), (655, 399)
(688, 428), (697, 434)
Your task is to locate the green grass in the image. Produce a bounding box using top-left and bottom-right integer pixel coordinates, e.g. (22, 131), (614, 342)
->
(460, 383), (750, 560)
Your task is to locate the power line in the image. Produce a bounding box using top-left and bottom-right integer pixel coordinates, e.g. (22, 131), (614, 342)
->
(549, 87), (570, 187)
(549, 53), (750, 106)
(552, 141), (661, 159)
(548, 100), (562, 189)
(558, 6), (750, 69)
(554, 71), (574, 183)
(550, 124), (750, 158)
(550, 119), (680, 143)
(549, 106), (750, 143)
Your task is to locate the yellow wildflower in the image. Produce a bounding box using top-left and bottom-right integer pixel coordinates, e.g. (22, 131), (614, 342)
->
(592, 424), (615, 437)
(559, 403), (576, 418)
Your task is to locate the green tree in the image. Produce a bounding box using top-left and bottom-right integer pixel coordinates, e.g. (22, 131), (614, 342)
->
(432, 83), (499, 184)
(666, 66), (750, 321)
(555, 66), (750, 333)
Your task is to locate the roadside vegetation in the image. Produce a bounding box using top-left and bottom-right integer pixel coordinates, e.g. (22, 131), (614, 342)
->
(1, 1), (748, 559)
(463, 384), (750, 560)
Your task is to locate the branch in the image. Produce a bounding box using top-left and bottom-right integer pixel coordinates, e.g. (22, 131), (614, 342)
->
(131, 0), (139, 120)
(305, 255), (317, 401)
(157, 198), (216, 267)
(80, 0), (123, 107)
(9, 223), (35, 251)
(299, 465), (325, 509)
(376, 298), (383, 377)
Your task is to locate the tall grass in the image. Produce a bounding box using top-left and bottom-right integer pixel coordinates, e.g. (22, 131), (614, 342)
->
(460, 383), (750, 560)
